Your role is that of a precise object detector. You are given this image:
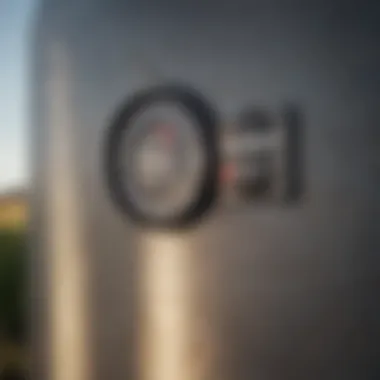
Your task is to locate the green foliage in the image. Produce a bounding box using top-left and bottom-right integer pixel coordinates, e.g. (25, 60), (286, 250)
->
(0, 230), (27, 343)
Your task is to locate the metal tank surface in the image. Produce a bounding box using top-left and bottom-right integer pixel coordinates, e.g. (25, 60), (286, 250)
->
(31, 1), (380, 380)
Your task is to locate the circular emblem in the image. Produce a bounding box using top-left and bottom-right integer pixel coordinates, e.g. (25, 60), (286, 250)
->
(104, 85), (218, 227)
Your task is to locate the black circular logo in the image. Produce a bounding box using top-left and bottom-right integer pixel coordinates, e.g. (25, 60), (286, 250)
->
(104, 85), (219, 228)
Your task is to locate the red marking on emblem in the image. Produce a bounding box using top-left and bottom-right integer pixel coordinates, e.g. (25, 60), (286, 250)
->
(154, 123), (176, 147)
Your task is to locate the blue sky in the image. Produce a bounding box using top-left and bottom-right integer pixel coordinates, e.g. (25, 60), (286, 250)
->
(0, 0), (35, 191)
